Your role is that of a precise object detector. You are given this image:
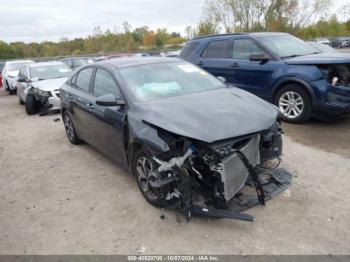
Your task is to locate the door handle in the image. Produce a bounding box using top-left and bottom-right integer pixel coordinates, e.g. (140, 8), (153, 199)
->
(230, 63), (240, 68)
(86, 103), (94, 109)
(198, 61), (204, 66)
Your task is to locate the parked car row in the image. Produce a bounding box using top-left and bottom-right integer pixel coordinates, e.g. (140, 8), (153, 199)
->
(2, 32), (349, 222)
(329, 37), (350, 48)
(310, 37), (350, 48)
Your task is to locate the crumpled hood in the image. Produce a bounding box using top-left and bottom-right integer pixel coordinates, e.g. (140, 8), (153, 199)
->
(32, 77), (68, 91)
(285, 52), (350, 65)
(132, 88), (278, 143)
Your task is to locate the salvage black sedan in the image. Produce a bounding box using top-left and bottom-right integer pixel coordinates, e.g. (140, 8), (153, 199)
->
(60, 57), (291, 222)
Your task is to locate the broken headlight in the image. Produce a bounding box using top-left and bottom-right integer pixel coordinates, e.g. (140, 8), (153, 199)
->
(32, 87), (50, 97)
(259, 122), (283, 162)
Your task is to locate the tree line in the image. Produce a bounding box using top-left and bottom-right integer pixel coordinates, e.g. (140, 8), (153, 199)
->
(1, 0), (350, 60)
(186, 0), (350, 39)
(0, 23), (186, 60)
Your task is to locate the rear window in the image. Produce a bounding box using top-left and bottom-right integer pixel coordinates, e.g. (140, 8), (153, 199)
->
(179, 42), (199, 59)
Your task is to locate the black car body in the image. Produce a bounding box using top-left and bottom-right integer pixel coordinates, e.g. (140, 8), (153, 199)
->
(60, 57), (291, 222)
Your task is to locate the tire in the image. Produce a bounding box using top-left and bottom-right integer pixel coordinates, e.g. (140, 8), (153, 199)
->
(63, 111), (82, 145)
(274, 84), (312, 123)
(25, 95), (40, 115)
(9, 88), (16, 95)
(132, 149), (166, 208)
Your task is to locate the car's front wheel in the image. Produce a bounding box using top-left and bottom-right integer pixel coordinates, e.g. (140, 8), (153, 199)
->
(274, 84), (312, 123)
(25, 95), (40, 115)
(63, 111), (81, 145)
(132, 149), (167, 208)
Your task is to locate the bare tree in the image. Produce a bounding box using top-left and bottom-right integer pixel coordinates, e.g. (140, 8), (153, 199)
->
(201, 0), (332, 33)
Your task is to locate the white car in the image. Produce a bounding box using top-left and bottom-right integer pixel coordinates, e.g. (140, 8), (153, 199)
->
(16, 61), (73, 115)
(1, 60), (35, 94)
(314, 38), (331, 46)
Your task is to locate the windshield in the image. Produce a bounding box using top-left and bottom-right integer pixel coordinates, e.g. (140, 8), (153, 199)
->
(72, 58), (92, 67)
(259, 35), (320, 58)
(308, 42), (337, 53)
(118, 62), (225, 102)
(7, 62), (32, 71)
(30, 64), (72, 80)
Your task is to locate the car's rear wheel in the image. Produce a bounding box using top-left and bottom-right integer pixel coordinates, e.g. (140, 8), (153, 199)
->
(274, 84), (311, 123)
(25, 95), (40, 115)
(132, 149), (166, 207)
(63, 111), (81, 145)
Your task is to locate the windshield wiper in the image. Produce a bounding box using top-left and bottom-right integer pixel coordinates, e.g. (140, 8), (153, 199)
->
(281, 54), (303, 59)
(281, 51), (321, 59)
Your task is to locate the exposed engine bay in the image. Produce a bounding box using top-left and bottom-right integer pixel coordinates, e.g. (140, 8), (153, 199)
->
(318, 64), (350, 87)
(136, 121), (292, 222)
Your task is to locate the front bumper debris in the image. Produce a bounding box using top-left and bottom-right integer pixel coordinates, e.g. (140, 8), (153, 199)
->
(170, 168), (292, 222)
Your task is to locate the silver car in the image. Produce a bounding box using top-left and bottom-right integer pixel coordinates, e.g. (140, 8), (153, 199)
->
(1, 60), (35, 94)
(16, 61), (72, 115)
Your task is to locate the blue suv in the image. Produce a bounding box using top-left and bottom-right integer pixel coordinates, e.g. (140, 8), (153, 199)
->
(180, 32), (350, 123)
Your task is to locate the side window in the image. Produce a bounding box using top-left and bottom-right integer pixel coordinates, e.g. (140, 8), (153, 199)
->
(179, 42), (199, 59)
(93, 69), (120, 97)
(201, 40), (232, 59)
(233, 39), (264, 60)
(23, 67), (29, 79)
(18, 68), (24, 78)
(75, 68), (94, 92)
(70, 73), (78, 85)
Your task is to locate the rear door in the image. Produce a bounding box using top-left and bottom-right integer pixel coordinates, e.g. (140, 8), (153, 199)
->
(68, 67), (96, 142)
(88, 67), (128, 166)
(195, 39), (237, 83)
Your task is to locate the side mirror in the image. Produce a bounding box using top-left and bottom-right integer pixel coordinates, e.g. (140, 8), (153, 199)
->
(96, 94), (125, 107)
(217, 76), (226, 83)
(249, 53), (270, 63)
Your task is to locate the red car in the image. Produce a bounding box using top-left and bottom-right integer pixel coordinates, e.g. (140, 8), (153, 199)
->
(0, 62), (4, 88)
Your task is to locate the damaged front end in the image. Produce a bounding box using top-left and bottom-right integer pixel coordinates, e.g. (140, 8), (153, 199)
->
(132, 120), (292, 222)
(312, 63), (350, 118)
(317, 64), (350, 87)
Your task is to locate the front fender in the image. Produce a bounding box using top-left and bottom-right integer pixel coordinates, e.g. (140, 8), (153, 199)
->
(128, 115), (170, 157)
(271, 77), (316, 103)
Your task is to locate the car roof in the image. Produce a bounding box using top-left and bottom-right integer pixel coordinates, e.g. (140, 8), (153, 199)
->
(62, 57), (91, 60)
(6, 60), (35, 64)
(192, 32), (288, 41)
(28, 61), (66, 68)
(99, 57), (182, 68)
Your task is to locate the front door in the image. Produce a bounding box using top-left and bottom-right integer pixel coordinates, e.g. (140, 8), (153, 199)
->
(194, 39), (237, 84)
(88, 68), (128, 167)
(230, 38), (275, 99)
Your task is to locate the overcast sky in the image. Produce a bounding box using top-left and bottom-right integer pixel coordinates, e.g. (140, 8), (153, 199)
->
(0, 0), (348, 43)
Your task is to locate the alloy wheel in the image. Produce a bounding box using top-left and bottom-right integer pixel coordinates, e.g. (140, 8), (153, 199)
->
(136, 157), (158, 201)
(278, 91), (304, 119)
(64, 113), (75, 142)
